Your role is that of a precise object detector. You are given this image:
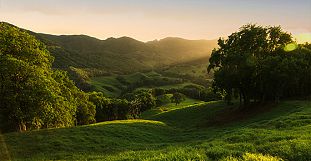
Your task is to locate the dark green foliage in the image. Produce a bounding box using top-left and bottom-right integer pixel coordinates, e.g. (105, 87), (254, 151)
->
(131, 90), (156, 112)
(52, 70), (95, 127)
(208, 24), (311, 105)
(75, 92), (96, 125)
(171, 92), (186, 105)
(0, 22), (96, 132)
(88, 92), (130, 121)
(152, 88), (167, 97)
(88, 91), (111, 122)
(179, 84), (203, 100)
(163, 85), (221, 102)
(109, 99), (130, 120)
(156, 94), (171, 106)
(113, 90), (158, 119)
(200, 88), (222, 102)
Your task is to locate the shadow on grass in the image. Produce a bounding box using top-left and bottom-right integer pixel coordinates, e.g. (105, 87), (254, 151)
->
(3, 120), (179, 160)
(3, 100), (310, 160)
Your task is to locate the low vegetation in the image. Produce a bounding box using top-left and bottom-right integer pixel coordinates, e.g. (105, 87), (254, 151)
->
(1, 100), (310, 160)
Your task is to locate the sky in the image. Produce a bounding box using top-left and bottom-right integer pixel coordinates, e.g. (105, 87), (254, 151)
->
(0, 0), (310, 42)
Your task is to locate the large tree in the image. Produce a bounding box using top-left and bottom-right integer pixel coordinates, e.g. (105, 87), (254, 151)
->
(0, 22), (95, 132)
(208, 24), (310, 105)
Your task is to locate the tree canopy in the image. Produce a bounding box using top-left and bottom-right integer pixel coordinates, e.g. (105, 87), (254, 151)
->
(208, 24), (311, 105)
(0, 22), (95, 132)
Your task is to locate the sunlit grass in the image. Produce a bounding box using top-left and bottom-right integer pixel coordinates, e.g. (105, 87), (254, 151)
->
(89, 119), (167, 126)
(2, 100), (311, 160)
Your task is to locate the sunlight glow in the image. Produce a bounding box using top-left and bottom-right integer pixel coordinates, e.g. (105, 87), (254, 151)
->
(294, 33), (311, 44)
(284, 43), (298, 52)
(0, 0), (310, 41)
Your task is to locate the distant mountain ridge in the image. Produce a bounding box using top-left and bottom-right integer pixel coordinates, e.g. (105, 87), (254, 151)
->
(2, 22), (218, 74)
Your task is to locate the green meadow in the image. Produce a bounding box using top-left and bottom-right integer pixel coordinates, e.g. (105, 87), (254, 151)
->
(1, 100), (310, 160)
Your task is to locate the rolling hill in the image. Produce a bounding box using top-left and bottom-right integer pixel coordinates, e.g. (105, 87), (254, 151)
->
(33, 32), (218, 74)
(2, 22), (217, 93)
(1, 100), (310, 160)
(2, 22), (218, 74)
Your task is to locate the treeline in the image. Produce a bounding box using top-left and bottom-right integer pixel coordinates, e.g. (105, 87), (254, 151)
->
(90, 90), (156, 121)
(208, 24), (311, 106)
(152, 85), (222, 102)
(89, 84), (222, 123)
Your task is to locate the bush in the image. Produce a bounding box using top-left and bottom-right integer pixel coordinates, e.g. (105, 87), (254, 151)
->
(156, 94), (171, 106)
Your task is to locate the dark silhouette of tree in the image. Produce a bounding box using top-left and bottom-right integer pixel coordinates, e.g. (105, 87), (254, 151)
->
(208, 24), (311, 106)
(171, 92), (186, 105)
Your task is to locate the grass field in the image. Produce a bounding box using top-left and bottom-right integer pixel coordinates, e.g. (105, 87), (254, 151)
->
(88, 71), (201, 97)
(89, 76), (125, 97)
(134, 82), (201, 92)
(89, 72), (152, 97)
(1, 100), (311, 160)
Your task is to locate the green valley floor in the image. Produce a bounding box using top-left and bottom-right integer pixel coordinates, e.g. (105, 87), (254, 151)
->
(1, 100), (311, 161)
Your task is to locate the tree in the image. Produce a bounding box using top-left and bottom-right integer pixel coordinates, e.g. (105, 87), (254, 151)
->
(208, 24), (293, 105)
(126, 90), (156, 118)
(156, 94), (171, 106)
(88, 91), (131, 122)
(132, 90), (156, 112)
(171, 92), (186, 105)
(0, 22), (96, 132)
(88, 91), (111, 122)
(208, 24), (311, 106)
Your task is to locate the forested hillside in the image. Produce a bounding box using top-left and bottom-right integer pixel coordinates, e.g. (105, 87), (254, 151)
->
(32, 32), (217, 74)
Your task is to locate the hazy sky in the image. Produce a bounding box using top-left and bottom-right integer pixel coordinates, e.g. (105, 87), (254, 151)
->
(0, 0), (310, 42)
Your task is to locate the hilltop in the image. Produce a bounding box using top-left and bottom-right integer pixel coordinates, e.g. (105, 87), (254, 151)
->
(1, 22), (217, 74)
(32, 31), (217, 74)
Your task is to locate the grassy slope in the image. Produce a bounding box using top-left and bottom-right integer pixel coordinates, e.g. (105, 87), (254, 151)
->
(1, 100), (311, 161)
(88, 71), (201, 97)
(89, 76), (125, 97)
(88, 72), (150, 97)
(158, 56), (211, 79)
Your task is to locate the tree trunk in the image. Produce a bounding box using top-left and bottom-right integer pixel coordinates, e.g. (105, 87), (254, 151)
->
(19, 122), (26, 132)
